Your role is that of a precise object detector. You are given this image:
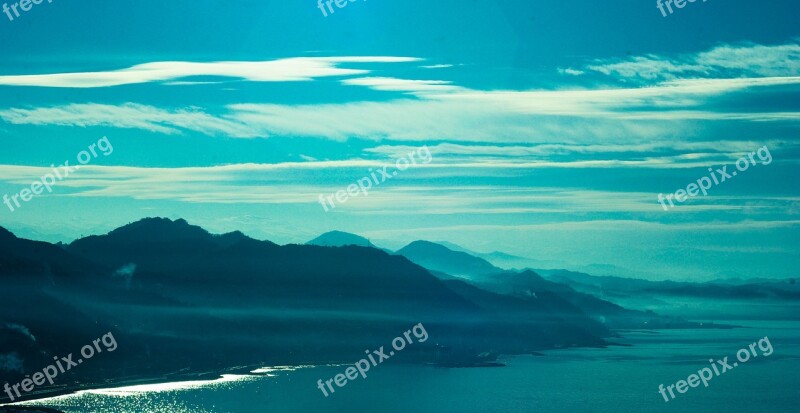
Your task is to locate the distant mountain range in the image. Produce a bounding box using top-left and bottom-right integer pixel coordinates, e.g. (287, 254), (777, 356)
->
(311, 230), (798, 303)
(2, 220), (794, 404)
(302, 230), (799, 325)
(542, 269), (800, 301)
(0, 219), (605, 402)
(539, 269), (800, 320)
(433, 241), (559, 270)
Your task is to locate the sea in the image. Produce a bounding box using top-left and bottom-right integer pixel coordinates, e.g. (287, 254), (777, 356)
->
(17, 320), (800, 413)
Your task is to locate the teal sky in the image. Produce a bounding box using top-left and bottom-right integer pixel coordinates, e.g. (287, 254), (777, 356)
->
(0, 0), (798, 280)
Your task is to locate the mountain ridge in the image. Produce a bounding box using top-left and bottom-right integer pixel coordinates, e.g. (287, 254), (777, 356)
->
(396, 240), (503, 279)
(1, 217), (759, 404)
(307, 230), (378, 249)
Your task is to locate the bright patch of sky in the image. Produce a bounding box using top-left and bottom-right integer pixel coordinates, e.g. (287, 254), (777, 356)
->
(0, 0), (798, 279)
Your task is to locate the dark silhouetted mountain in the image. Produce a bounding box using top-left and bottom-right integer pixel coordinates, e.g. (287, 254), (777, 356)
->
(211, 230), (256, 248)
(397, 240), (502, 279)
(477, 270), (627, 323)
(442, 279), (609, 344)
(107, 217), (210, 242)
(15, 219), (603, 389)
(0, 230), (141, 400)
(0, 227), (14, 241)
(307, 230), (378, 248)
(2, 218), (751, 403)
(0, 224), (102, 282)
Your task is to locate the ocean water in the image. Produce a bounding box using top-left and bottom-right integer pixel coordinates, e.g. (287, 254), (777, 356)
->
(19, 321), (800, 413)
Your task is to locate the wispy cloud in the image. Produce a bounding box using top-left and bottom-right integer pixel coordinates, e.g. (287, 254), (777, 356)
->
(0, 161), (795, 210)
(573, 42), (800, 82)
(0, 57), (420, 88)
(420, 64), (454, 69)
(341, 77), (463, 93)
(5, 75), (797, 142)
(364, 141), (789, 160)
(558, 68), (585, 76)
(0, 103), (260, 137)
(1, 47), (798, 144)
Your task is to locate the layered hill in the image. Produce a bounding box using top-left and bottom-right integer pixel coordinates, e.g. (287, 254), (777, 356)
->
(1, 218), (610, 402)
(396, 240), (503, 279)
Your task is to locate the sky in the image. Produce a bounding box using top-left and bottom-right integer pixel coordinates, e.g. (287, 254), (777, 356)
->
(0, 0), (798, 280)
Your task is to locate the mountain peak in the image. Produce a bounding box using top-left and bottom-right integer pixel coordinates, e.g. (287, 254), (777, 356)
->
(403, 240), (454, 251)
(213, 230), (261, 248)
(519, 269), (543, 278)
(397, 240), (502, 279)
(95, 217), (211, 244)
(307, 231), (376, 248)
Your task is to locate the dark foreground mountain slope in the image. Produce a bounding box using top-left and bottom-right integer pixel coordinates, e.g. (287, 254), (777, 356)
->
(66, 219), (606, 345)
(442, 279), (608, 347)
(1, 218), (608, 402)
(0, 228), (149, 401)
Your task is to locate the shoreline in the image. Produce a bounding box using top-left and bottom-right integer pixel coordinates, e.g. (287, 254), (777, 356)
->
(2, 324), (731, 408)
(0, 364), (264, 409)
(2, 355), (522, 407)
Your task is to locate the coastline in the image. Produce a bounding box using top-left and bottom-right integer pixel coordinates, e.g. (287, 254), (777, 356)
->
(2, 324), (735, 409)
(0, 364), (264, 409)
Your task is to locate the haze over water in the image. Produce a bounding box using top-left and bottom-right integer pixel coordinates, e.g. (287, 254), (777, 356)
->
(16, 320), (797, 413)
